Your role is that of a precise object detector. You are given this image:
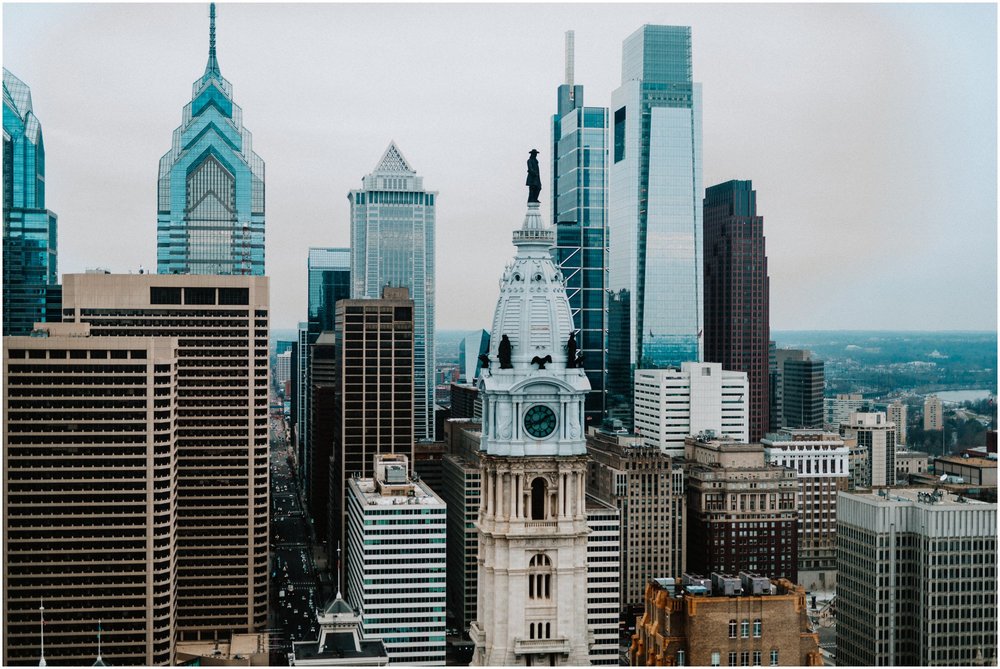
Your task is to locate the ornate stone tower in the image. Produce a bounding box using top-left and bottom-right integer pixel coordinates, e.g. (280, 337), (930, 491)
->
(468, 197), (592, 666)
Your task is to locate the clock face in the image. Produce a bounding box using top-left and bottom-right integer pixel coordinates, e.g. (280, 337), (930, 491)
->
(523, 404), (557, 439)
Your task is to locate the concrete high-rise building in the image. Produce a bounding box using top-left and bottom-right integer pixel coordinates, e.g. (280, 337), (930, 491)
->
(3, 323), (179, 666)
(630, 575), (822, 667)
(703, 180), (770, 442)
(607, 24), (704, 425)
(441, 419), (483, 636)
(823, 393), (867, 428)
(156, 4), (264, 276)
(781, 354), (823, 429)
(346, 454), (446, 665)
(924, 394), (944, 431)
(469, 200), (591, 666)
(349, 143), (435, 441)
(275, 349), (292, 387)
(3, 68), (59, 336)
(837, 488), (997, 666)
(551, 30), (609, 427)
(762, 429), (849, 590)
(843, 411), (896, 488)
(60, 273), (269, 639)
(885, 400), (908, 445)
(585, 496), (621, 666)
(633, 362), (748, 456)
(587, 426), (685, 622)
(685, 435), (799, 582)
(330, 288), (414, 568)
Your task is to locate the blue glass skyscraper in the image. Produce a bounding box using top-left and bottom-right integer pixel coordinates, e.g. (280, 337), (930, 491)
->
(157, 4), (264, 276)
(3, 68), (59, 336)
(607, 25), (703, 424)
(349, 143), (436, 441)
(551, 31), (608, 427)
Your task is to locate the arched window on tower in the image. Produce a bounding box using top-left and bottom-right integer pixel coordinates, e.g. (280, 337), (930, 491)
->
(531, 477), (547, 520)
(528, 553), (552, 600)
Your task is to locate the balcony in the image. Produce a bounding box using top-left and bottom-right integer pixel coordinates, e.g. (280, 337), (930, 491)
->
(512, 636), (571, 656)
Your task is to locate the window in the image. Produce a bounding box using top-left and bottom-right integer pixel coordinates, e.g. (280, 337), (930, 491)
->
(677, 650), (685, 666)
(729, 651), (737, 666)
(219, 287), (249, 305)
(753, 619), (762, 638)
(729, 619), (737, 638)
(150, 287), (182, 304)
(613, 107), (626, 163)
(711, 651), (721, 667)
(741, 651), (749, 666)
(531, 477), (547, 520)
(752, 651), (761, 666)
(528, 553), (552, 599)
(770, 650), (778, 666)
(741, 619), (750, 638)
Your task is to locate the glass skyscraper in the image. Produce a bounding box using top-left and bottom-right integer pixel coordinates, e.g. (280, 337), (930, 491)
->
(3, 68), (59, 336)
(156, 4), (264, 276)
(607, 25), (703, 424)
(349, 142), (436, 442)
(551, 31), (609, 428)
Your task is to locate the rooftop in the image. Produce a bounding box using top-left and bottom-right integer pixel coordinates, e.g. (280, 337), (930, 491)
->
(857, 487), (991, 507)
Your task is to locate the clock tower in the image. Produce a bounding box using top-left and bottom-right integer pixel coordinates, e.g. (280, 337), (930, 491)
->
(468, 198), (592, 666)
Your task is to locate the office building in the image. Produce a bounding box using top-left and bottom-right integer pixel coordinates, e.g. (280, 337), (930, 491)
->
(768, 341), (779, 431)
(309, 248), (351, 334)
(837, 488), (997, 666)
(551, 30), (609, 426)
(60, 273), (269, 639)
(843, 411), (896, 488)
(441, 420), (483, 635)
(3, 68), (59, 336)
(294, 321), (309, 474)
(885, 400), (908, 445)
(935, 453), (997, 488)
(330, 288), (414, 567)
(703, 179), (770, 442)
(895, 449), (930, 483)
(345, 454), (446, 665)
(275, 349), (291, 388)
(156, 4), (264, 276)
(924, 394), (944, 431)
(309, 332), (336, 545)
(634, 362), (748, 456)
(587, 427), (685, 613)
(469, 200), (591, 666)
(349, 143), (435, 441)
(3, 324), (178, 666)
(762, 430), (849, 590)
(685, 434), (799, 582)
(585, 496), (621, 666)
(449, 383), (481, 421)
(289, 593), (388, 666)
(782, 355), (823, 429)
(607, 24), (704, 424)
(458, 329), (489, 384)
(823, 393), (867, 428)
(630, 575), (822, 667)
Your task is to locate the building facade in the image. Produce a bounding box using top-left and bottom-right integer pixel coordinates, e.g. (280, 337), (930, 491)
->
(156, 4), (264, 276)
(634, 362), (748, 457)
(308, 332), (336, 546)
(331, 288), (414, 569)
(349, 143), (435, 441)
(586, 427), (685, 613)
(469, 200), (592, 666)
(441, 420), (483, 636)
(885, 400), (908, 445)
(685, 435), (799, 582)
(703, 179), (770, 442)
(3, 324), (178, 666)
(3, 68), (59, 336)
(586, 496), (621, 665)
(60, 273), (270, 639)
(761, 429), (849, 590)
(823, 393), (867, 428)
(458, 329), (490, 384)
(630, 575), (822, 667)
(837, 489), (997, 666)
(551, 30), (609, 427)
(924, 395), (944, 431)
(346, 454), (446, 665)
(607, 24), (704, 424)
(842, 411), (896, 488)
(781, 355), (823, 429)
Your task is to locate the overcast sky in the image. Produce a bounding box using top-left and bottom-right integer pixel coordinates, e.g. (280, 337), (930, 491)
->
(4, 3), (996, 332)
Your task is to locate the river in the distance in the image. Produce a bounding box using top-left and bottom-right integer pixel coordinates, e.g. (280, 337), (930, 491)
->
(931, 389), (994, 404)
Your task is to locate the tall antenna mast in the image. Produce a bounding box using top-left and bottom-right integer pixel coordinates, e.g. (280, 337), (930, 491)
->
(565, 31), (575, 97)
(96, 620), (103, 665)
(39, 600), (46, 667)
(336, 542), (342, 599)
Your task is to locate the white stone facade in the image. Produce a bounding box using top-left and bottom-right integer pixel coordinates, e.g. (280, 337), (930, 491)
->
(634, 362), (748, 456)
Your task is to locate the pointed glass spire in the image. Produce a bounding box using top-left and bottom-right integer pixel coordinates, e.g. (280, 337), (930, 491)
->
(204, 3), (220, 78)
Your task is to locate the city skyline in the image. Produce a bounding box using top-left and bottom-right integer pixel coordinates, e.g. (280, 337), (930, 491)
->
(3, 3), (996, 332)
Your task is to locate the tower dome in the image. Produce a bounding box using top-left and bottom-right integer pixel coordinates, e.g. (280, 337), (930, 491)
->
(488, 202), (576, 369)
